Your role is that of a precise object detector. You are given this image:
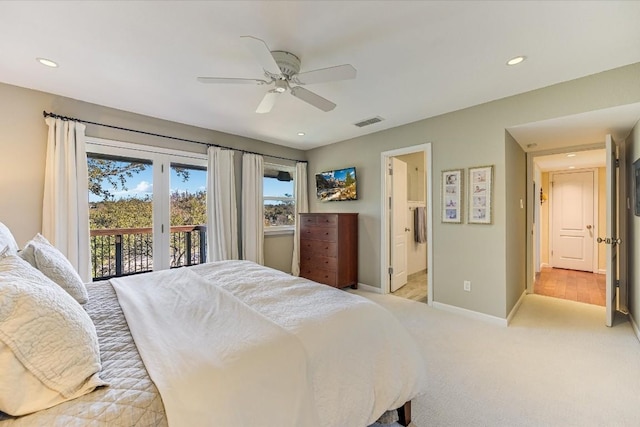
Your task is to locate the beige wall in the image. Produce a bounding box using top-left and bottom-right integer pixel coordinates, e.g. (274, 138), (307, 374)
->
(396, 152), (426, 202)
(0, 82), (304, 272)
(264, 233), (294, 274)
(505, 132), (527, 312)
(306, 62), (640, 319)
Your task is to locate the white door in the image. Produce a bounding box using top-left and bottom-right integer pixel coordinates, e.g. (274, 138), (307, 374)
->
(390, 157), (408, 292)
(603, 135), (618, 327)
(550, 170), (595, 271)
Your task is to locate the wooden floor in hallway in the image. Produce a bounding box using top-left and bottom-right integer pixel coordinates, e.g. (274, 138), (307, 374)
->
(534, 266), (606, 306)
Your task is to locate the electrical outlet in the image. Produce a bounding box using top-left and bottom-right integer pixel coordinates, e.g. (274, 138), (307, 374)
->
(463, 280), (471, 292)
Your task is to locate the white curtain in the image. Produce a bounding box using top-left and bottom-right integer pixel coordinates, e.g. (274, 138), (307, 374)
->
(43, 118), (91, 282)
(242, 154), (264, 264)
(291, 162), (309, 276)
(206, 147), (238, 261)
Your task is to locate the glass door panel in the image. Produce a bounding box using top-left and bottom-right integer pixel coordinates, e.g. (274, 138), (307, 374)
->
(87, 154), (154, 279)
(169, 163), (207, 267)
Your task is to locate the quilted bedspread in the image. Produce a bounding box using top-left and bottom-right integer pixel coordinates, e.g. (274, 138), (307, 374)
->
(0, 281), (167, 426)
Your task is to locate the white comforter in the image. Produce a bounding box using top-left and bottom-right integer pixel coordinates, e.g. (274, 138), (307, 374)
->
(112, 261), (426, 427)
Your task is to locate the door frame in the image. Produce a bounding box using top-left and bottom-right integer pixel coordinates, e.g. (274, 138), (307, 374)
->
(548, 168), (599, 273)
(86, 137), (208, 271)
(380, 143), (433, 304)
(526, 143), (604, 294)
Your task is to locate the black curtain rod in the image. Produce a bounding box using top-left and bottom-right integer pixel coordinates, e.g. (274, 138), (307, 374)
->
(42, 111), (306, 164)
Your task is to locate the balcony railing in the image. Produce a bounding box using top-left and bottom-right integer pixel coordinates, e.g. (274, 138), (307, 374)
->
(90, 225), (207, 281)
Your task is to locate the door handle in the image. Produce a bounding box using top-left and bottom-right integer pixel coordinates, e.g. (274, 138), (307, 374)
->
(404, 227), (411, 232)
(586, 225), (592, 229)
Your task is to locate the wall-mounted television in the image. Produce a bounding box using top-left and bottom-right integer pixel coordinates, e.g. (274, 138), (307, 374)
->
(315, 166), (357, 201)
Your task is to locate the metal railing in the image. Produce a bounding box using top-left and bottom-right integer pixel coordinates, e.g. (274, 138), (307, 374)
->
(90, 225), (207, 280)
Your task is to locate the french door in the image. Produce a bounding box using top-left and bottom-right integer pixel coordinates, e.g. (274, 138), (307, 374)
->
(86, 138), (207, 279)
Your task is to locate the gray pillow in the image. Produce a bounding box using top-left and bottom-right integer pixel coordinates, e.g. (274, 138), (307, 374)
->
(20, 234), (88, 304)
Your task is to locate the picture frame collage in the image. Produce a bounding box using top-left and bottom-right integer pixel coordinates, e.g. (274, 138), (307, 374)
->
(441, 165), (494, 224)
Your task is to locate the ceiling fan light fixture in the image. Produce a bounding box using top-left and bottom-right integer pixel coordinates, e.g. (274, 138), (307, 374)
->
(507, 55), (526, 66)
(274, 79), (288, 93)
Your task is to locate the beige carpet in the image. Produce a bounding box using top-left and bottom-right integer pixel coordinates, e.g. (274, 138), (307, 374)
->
(357, 291), (640, 427)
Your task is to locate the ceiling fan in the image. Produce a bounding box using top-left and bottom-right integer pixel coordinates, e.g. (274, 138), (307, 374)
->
(197, 36), (357, 113)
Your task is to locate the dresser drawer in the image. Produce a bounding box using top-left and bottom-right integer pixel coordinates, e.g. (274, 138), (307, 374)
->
(300, 226), (337, 242)
(300, 239), (338, 256)
(300, 214), (338, 229)
(300, 255), (337, 272)
(301, 267), (338, 287)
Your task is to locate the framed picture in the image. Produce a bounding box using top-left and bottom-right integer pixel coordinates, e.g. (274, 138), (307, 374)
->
(468, 165), (493, 224)
(441, 169), (463, 223)
(634, 157), (640, 216)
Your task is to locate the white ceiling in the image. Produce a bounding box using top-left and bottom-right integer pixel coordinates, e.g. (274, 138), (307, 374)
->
(1, 1), (640, 151)
(534, 149), (606, 172)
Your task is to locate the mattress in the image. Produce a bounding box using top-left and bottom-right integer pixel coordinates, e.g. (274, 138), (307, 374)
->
(1, 261), (422, 426)
(0, 280), (167, 426)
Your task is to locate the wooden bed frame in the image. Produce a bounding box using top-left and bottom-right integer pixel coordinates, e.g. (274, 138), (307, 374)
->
(397, 401), (411, 426)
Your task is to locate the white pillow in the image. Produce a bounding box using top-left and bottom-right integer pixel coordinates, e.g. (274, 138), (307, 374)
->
(0, 255), (107, 416)
(0, 222), (19, 256)
(20, 234), (88, 304)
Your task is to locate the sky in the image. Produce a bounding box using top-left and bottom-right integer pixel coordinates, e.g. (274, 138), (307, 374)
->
(89, 163), (293, 202)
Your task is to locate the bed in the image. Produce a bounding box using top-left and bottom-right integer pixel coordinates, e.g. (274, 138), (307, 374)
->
(0, 233), (427, 427)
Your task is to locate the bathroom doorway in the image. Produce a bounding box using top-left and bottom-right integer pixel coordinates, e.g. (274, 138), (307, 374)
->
(380, 143), (433, 304)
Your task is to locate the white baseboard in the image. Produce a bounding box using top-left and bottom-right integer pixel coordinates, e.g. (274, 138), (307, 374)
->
(432, 301), (507, 327)
(540, 263), (551, 269)
(597, 269), (606, 275)
(356, 282), (383, 294)
(630, 313), (640, 344)
(506, 291), (527, 326)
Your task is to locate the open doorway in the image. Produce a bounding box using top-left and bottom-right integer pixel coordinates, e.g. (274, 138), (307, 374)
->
(532, 149), (606, 306)
(380, 143), (433, 305)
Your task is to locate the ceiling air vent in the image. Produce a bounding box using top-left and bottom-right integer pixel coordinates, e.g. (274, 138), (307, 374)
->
(354, 116), (384, 128)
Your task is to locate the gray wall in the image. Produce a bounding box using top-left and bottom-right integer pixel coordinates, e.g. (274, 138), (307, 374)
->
(627, 119), (640, 324)
(0, 82), (304, 272)
(306, 62), (640, 319)
(505, 131), (527, 317)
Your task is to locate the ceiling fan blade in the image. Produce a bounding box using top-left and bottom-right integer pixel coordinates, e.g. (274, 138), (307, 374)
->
(240, 35), (282, 76)
(292, 64), (357, 85)
(290, 86), (336, 112)
(197, 77), (268, 85)
(256, 91), (280, 114)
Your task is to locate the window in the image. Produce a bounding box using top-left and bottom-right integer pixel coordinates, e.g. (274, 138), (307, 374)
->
(263, 163), (295, 234)
(86, 138), (207, 280)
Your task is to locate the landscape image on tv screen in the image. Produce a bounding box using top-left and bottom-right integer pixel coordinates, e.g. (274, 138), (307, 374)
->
(315, 167), (357, 201)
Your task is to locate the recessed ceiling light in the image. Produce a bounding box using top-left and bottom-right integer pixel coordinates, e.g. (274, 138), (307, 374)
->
(506, 56), (526, 66)
(567, 153), (577, 157)
(297, 132), (305, 136)
(568, 166), (576, 169)
(36, 57), (58, 68)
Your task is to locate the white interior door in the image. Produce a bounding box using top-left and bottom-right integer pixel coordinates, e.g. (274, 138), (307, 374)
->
(550, 170), (595, 272)
(390, 157), (408, 292)
(604, 135), (618, 327)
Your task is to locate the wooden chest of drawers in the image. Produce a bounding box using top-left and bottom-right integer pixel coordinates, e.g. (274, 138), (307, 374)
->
(299, 213), (358, 289)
